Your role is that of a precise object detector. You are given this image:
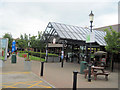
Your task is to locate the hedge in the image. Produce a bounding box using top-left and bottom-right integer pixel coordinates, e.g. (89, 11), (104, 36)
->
(18, 51), (58, 58)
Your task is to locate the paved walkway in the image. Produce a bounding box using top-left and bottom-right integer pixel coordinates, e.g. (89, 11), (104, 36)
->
(1, 56), (54, 89)
(1, 55), (119, 89)
(31, 59), (118, 88)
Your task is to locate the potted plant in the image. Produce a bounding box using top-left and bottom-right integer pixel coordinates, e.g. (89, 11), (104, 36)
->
(24, 54), (31, 71)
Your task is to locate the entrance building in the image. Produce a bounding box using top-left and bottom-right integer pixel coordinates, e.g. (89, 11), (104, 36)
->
(42, 22), (106, 63)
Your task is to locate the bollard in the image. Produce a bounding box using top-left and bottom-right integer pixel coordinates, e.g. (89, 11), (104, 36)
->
(61, 60), (63, 68)
(40, 62), (44, 76)
(88, 64), (91, 82)
(73, 71), (78, 90)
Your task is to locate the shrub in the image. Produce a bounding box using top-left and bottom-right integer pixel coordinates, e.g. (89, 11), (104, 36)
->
(18, 51), (58, 59)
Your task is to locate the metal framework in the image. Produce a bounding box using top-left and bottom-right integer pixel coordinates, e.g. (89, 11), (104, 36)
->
(42, 22), (106, 46)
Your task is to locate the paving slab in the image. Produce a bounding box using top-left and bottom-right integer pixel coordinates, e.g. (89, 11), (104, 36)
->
(1, 56), (54, 89)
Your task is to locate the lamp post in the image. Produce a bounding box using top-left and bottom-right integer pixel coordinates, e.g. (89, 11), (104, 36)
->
(88, 11), (94, 82)
(28, 42), (30, 59)
(28, 34), (30, 59)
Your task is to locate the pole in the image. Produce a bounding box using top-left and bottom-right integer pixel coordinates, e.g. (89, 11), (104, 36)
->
(88, 21), (93, 82)
(40, 62), (44, 76)
(46, 37), (48, 62)
(28, 46), (29, 59)
(61, 41), (64, 68)
(73, 71), (78, 90)
(28, 34), (30, 60)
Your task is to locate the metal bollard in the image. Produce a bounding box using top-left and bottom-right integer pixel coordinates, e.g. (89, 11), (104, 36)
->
(61, 60), (63, 68)
(73, 71), (78, 90)
(88, 64), (91, 82)
(40, 62), (44, 76)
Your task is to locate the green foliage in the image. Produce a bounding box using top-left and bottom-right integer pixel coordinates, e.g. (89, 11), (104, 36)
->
(17, 39), (27, 49)
(18, 51), (58, 58)
(3, 33), (13, 49)
(17, 31), (45, 51)
(18, 53), (45, 62)
(20, 34), (24, 40)
(104, 26), (120, 54)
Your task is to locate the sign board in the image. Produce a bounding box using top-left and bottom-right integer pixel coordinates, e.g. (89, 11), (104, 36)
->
(53, 38), (56, 44)
(86, 32), (95, 43)
(0, 38), (8, 60)
(12, 40), (16, 52)
(1, 39), (8, 48)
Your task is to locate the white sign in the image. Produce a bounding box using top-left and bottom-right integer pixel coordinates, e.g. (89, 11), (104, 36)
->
(53, 38), (56, 44)
(86, 32), (95, 43)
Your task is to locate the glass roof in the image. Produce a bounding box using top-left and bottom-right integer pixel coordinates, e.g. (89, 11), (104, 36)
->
(49, 22), (106, 46)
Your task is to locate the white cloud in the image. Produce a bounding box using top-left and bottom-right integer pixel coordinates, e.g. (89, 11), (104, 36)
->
(0, 2), (118, 38)
(94, 13), (118, 28)
(1, 0), (119, 2)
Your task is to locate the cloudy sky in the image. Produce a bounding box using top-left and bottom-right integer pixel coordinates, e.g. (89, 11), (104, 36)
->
(0, 0), (119, 38)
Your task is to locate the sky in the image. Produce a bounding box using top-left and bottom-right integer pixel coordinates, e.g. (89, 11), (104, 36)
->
(0, 0), (119, 38)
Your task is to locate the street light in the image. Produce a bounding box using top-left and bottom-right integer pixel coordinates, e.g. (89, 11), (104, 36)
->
(28, 34), (30, 60)
(28, 41), (30, 59)
(88, 11), (94, 82)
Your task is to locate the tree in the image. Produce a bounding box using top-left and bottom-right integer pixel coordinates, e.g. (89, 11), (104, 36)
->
(30, 36), (37, 51)
(24, 33), (28, 41)
(37, 31), (45, 50)
(104, 26), (120, 71)
(20, 34), (24, 40)
(17, 39), (27, 50)
(3, 33), (13, 50)
(17, 33), (28, 50)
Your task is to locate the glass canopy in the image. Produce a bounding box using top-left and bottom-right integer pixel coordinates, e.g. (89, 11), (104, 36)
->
(43, 22), (106, 46)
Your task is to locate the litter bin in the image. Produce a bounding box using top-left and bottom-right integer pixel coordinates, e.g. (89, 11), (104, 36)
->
(80, 61), (87, 74)
(11, 54), (16, 63)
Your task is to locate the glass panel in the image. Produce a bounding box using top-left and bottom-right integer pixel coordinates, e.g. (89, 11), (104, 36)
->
(60, 24), (70, 32)
(77, 27), (86, 34)
(67, 32), (77, 40)
(51, 22), (60, 30)
(56, 30), (66, 38)
(78, 34), (86, 41)
(61, 31), (72, 39)
(73, 26), (83, 34)
(95, 37), (105, 45)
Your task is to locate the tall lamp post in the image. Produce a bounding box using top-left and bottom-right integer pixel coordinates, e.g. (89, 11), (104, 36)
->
(88, 11), (94, 82)
(28, 34), (30, 59)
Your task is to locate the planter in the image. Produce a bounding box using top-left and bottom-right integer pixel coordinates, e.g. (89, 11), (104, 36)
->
(0, 60), (4, 67)
(48, 56), (60, 62)
(24, 59), (31, 71)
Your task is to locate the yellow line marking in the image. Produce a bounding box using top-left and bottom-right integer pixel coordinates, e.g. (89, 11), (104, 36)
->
(2, 85), (18, 88)
(1, 80), (52, 88)
(36, 85), (52, 88)
(2, 81), (38, 84)
(4, 82), (22, 88)
(27, 81), (42, 88)
(0, 72), (30, 75)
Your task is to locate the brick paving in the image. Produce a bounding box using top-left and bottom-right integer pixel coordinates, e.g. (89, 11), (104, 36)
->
(1, 55), (118, 88)
(1, 56), (54, 89)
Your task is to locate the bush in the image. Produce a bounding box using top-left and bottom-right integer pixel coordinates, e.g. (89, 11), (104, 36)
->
(18, 51), (58, 59)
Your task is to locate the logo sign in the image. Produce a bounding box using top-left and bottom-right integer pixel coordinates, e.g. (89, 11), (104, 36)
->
(12, 40), (16, 52)
(86, 32), (95, 43)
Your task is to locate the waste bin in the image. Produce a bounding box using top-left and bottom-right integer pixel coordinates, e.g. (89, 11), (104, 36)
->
(11, 54), (16, 63)
(80, 61), (87, 74)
